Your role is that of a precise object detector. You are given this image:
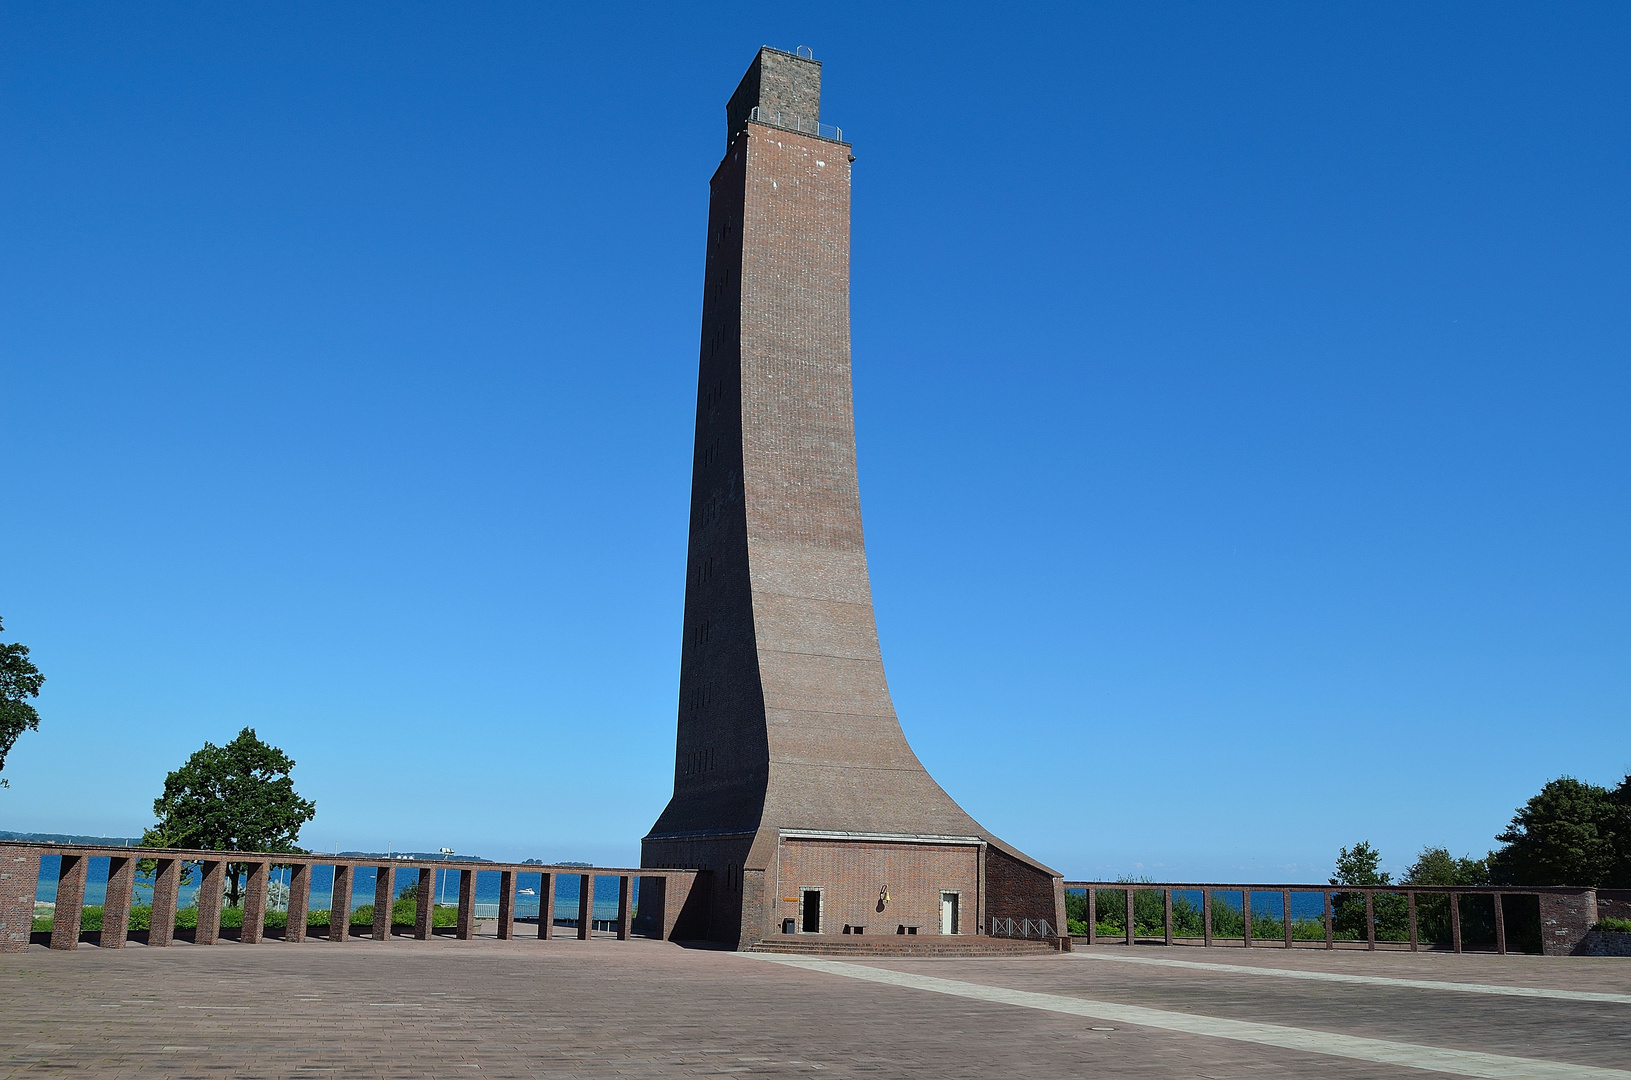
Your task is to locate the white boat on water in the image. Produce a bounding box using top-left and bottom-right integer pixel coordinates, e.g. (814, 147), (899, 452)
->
(518, 888), (536, 895)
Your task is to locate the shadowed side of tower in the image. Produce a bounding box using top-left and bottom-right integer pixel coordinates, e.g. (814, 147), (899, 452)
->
(644, 47), (1065, 948)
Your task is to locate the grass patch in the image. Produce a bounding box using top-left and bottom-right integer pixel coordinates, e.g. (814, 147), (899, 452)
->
(1595, 917), (1631, 933)
(32, 901), (460, 933)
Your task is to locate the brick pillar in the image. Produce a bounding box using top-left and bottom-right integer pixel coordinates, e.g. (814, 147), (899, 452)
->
(455, 868), (477, 940)
(286, 863), (310, 943)
(1407, 891), (1418, 951)
(537, 872), (555, 940)
(1202, 888), (1212, 947)
(50, 854), (88, 950)
(0, 847), (40, 953)
(1283, 889), (1292, 949)
(1364, 891), (1375, 951)
(329, 865), (353, 942)
(1243, 889), (1253, 948)
(1163, 889), (1173, 946)
(195, 860), (224, 945)
(1123, 889), (1134, 945)
(149, 859), (181, 947)
(240, 861), (270, 945)
(496, 870), (516, 940)
(1539, 890), (1595, 956)
(617, 875), (632, 941)
(373, 866), (395, 941)
(636, 876), (662, 939)
(415, 867), (435, 940)
(1450, 891), (1462, 953)
(1493, 892), (1507, 955)
(1087, 888), (1097, 945)
(1324, 891), (1333, 949)
(578, 874), (594, 940)
(102, 856), (135, 949)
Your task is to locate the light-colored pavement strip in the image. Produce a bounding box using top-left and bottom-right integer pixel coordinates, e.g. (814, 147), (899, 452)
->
(742, 953), (1631, 1080)
(1068, 950), (1631, 1005)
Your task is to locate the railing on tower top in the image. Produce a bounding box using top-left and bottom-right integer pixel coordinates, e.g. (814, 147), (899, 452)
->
(747, 106), (844, 144)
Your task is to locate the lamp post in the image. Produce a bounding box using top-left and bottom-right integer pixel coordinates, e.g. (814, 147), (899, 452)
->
(438, 848), (455, 906)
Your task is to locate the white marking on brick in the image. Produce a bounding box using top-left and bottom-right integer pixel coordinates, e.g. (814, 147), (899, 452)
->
(741, 953), (1631, 1080)
(1068, 951), (1631, 1005)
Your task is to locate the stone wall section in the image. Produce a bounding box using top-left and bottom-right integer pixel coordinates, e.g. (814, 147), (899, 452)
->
(1540, 890), (1596, 956)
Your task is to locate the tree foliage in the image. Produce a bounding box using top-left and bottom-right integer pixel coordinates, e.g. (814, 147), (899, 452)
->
(142, 728), (316, 906)
(0, 616), (45, 785)
(1403, 847), (1488, 888)
(1330, 841), (1390, 887)
(1487, 775), (1630, 888)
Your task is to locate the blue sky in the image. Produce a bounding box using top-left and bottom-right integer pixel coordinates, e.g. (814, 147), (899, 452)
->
(2, 3), (1627, 880)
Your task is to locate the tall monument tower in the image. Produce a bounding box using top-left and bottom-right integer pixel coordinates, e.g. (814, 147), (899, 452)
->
(643, 47), (1064, 947)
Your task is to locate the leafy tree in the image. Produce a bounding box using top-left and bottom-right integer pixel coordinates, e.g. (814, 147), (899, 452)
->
(1487, 776), (1627, 888)
(1331, 841), (1390, 886)
(1329, 840), (1408, 940)
(0, 616), (45, 787)
(142, 728), (316, 907)
(1403, 847), (1488, 888)
(1402, 846), (1490, 947)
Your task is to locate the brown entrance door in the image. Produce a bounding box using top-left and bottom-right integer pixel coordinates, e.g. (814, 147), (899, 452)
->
(801, 890), (821, 933)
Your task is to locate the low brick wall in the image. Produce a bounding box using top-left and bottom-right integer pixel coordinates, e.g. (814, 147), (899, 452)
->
(1579, 930), (1631, 957)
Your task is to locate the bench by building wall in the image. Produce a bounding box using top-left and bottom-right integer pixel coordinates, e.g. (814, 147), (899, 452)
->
(0, 842), (702, 953)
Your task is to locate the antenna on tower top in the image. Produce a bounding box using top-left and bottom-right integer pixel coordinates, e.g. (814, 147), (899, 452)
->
(795, 45), (813, 59)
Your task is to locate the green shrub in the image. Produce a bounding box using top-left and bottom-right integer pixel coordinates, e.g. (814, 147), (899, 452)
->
(1595, 916), (1631, 933)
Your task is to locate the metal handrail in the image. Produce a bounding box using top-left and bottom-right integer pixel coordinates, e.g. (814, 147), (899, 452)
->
(748, 106), (843, 144)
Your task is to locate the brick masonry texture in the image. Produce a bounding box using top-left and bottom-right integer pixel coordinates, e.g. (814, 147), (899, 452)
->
(49, 854), (86, 950)
(148, 859), (180, 947)
(1539, 891), (1595, 956)
(774, 839), (979, 935)
(372, 864), (395, 941)
(644, 47), (1063, 948)
(0, 848), (35, 951)
(239, 860), (268, 945)
(101, 856), (135, 948)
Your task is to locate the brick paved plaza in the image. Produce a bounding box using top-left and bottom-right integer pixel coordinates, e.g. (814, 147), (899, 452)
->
(3, 936), (1627, 1078)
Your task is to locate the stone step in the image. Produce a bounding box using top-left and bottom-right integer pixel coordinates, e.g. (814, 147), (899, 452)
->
(744, 935), (1059, 957)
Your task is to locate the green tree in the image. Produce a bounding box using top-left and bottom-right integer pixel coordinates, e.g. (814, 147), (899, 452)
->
(0, 616), (45, 787)
(1487, 776), (1627, 888)
(1402, 847), (1488, 888)
(1329, 840), (1408, 940)
(1331, 841), (1390, 886)
(143, 728), (316, 907)
(1402, 845), (1490, 948)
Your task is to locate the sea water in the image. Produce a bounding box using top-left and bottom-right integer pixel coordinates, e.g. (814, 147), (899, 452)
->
(31, 856), (629, 921)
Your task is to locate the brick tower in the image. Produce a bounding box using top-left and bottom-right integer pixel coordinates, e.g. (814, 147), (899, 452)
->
(643, 47), (1064, 947)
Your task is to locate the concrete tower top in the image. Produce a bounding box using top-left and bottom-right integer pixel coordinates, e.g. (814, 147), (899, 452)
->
(726, 46), (821, 147)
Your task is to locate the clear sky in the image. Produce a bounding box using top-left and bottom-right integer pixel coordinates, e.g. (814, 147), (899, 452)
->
(3, 3), (1627, 880)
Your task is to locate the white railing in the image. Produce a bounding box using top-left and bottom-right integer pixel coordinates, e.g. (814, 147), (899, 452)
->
(748, 106), (843, 143)
(990, 917), (1054, 939)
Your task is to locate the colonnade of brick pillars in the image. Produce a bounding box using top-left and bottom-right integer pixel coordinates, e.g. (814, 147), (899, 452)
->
(1064, 881), (1601, 957)
(0, 843), (702, 953)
